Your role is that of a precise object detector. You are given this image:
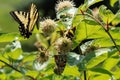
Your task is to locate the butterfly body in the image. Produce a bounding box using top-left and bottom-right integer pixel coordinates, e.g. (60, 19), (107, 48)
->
(10, 3), (39, 38)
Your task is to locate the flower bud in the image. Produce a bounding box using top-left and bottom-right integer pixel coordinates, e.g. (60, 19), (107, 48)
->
(55, 0), (75, 12)
(55, 37), (72, 53)
(41, 19), (56, 37)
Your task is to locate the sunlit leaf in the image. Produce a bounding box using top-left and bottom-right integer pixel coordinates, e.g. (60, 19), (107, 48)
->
(25, 70), (39, 78)
(36, 33), (49, 49)
(90, 68), (113, 76)
(99, 5), (115, 23)
(0, 53), (9, 67)
(63, 65), (80, 76)
(72, 14), (84, 27)
(112, 66), (120, 79)
(89, 68), (113, 80)
(23, 53), (36, 62)
(110, 0), (118, 7)
(72, 21), (108, 49)
(4, 48), (22, 59)
(0, 32), (25, 42)
(112, 10), (120, 26)
(79, 0), (102, 11)
(85, 0), (103, 7)
(85, 50), (108, 68)
(102, 51), (119, 70)
(82, 19), (99, 25)
(93, 38), (120, 47)
(0, 73), (6, 80)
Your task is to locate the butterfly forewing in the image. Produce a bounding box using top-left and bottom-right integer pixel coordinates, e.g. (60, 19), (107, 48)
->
(10, 11), (29, 30)
(28, 3), (39, 32)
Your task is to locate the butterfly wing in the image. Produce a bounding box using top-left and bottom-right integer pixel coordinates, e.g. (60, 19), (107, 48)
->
(28, 3), (39, 32)
(10, 3), (39, 38)
(54, 54), (67, 75)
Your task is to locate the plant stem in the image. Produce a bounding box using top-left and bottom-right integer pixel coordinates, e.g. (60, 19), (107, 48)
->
(77, 44), (87, 80)
(84, 70), (87, 80)
(85, 13), (120, 53)
(0, 59), (22, 73)
(0, 59), (35, 80)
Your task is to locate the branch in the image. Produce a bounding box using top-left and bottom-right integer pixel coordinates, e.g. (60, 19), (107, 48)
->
(84, 13), (120, 53)
(0, 59), (35, 80)
(0, 59), (22, 73)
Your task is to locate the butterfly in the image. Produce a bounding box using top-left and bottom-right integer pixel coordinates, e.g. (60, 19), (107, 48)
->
(10, 3), (39, 38)
(59, 26), (76, 40)
(54, 54), (67, 75)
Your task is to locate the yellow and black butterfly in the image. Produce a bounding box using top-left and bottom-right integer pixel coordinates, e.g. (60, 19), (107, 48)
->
(10, 3), (39, 38)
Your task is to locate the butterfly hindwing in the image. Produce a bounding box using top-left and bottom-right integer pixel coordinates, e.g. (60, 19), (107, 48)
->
(10, 3), (39, 38)
(54, 54), (67, 75)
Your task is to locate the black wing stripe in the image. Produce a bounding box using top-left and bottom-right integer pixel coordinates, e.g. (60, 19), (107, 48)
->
(10, 11), (22, 24)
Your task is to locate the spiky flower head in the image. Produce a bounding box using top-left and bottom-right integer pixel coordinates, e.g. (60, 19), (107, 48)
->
(41, 19), (56, 37)
(55, 37), (72, 53)
(56, 0), (75, 12)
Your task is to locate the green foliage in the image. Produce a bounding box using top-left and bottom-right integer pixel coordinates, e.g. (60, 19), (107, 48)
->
(0, 0), (120, 80)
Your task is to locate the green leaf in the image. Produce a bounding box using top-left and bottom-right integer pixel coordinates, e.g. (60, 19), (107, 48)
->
(93, 38), (120, 47)
(90, 68), (113, 77)
(36, 33), (49, 49)
(85, 49), (108, 68)
(102, 51), (119, 70)
(112, 66), (120, 79)
(25, 70), (39, 78)
(4, 48), (22, 60)
(0, 73), (6, 80)
(72, 14), (84, 27)
(8, 71), (23, 79)
(72, 21), (108, 49)
(112, 10), (120, 26)
(110, 0), (118, 7)
(23, 54), (36, 63)
(85, 0), (103, 8)
(63, 65), (80, 76)
(4, 66), (13, 74)
(99, 5), (115, 23)
(67, 52), (82, 66)
(83, 19), (99, 25)
(0, 53), (9, 67)
(73, 19), (120, 48)
(79, 0), (102, 11)
(0, 32), (25, 42)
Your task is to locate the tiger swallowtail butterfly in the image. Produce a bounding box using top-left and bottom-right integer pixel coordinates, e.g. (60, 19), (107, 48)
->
(10, 3), (39, 38)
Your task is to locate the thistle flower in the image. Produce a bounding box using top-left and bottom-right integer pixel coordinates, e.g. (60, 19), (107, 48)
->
(56, 0), (77, 29)
(41, 19), (56, 37)
(55, 0), (75, 11)
(54, 37), (72, 53)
